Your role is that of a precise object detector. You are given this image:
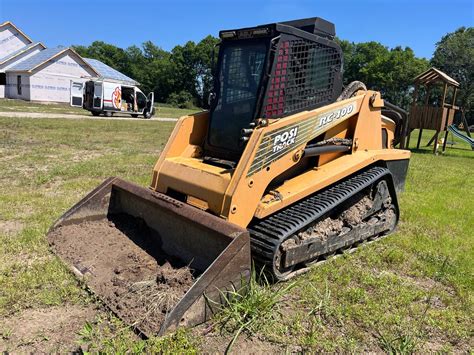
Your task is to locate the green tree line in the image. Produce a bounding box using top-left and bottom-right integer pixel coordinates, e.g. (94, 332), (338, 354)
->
(73, 27), (472, 116)
(74, 36), (218, 109)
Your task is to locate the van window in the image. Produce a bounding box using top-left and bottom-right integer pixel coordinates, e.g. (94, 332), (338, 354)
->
(17, 75), (22, 95)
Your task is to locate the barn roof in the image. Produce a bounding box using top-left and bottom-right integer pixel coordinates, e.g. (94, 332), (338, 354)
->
(8, 46), (67, 71)
(0, 21), (33, 44)
(0, 42), (46, 65)
(414, 67), (459, 87)
(83, 58), (138, 85)
(7, 46), (99, 76)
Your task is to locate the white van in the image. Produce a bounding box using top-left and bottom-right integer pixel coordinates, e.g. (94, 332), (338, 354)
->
(74, 80), (155, 119)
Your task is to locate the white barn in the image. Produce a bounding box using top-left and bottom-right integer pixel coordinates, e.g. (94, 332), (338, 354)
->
(5, 47), (98, 102)
(0, 21), (37, 97)
(0, 21), (137, 104)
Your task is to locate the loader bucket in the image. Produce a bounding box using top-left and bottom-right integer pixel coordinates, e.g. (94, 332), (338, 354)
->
(47, 177), (250, 336)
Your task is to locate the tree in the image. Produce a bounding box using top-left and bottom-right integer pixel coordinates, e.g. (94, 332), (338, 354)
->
(381, 46), (429, 108)
(169, 41), (199, 103)
(343, 41), (390, 90)
(124, 45), (148, 88)
(73, 41), (130, 76)
(337, 40), (428, 109)
(75, 33), (454, 112)
(193, 35), (219, 107)
(129, 42), (174, 101)
(167, 36), (218, 107)
(431, 27), (474, 118)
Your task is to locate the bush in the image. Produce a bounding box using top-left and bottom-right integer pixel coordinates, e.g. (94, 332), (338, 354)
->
(166, 91), (195, 109)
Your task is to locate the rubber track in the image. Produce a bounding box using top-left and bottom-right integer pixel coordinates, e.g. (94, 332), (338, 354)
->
(248, 166), (391, 268)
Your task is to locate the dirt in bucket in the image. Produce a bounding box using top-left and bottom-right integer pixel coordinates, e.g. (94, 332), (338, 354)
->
(48, 214), (195, 336)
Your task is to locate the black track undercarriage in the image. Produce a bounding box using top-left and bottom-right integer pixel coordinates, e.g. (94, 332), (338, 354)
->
(248, 167), (399, 281)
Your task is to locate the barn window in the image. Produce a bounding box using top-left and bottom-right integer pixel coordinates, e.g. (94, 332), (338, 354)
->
(17, 75), (22, 95)
(0, 73), (5, 86)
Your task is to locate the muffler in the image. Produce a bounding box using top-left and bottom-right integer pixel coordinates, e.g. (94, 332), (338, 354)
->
(47, 177), (250, 336)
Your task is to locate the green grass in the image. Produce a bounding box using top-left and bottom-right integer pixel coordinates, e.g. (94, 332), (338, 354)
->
(0, 98), (201, 118)
(77, 316), (199, 354)
(214, 268), (297, 353)
(0, 117), (473, 352)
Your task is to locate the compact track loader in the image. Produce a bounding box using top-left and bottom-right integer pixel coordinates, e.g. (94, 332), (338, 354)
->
(47, 17), (410, 335)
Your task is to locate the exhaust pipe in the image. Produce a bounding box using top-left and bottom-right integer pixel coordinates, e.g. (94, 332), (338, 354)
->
(47, 177), (250, 336)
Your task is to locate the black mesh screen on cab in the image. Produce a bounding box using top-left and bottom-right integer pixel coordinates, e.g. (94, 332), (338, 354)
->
(263, 36), (342, 118)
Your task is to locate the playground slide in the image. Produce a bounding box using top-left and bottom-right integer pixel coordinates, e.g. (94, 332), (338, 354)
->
(448, 124), (474, 150)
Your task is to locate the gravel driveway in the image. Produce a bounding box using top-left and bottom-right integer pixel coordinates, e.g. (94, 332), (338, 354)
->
(0, 111), (178, 121)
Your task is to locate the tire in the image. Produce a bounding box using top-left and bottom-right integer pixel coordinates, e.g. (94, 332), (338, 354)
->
(91, 111), (100, 117)
(131, 114), (139, 118)
(144, 110), (152, 119)
(104, 111), (112, 117)
(337, 81), (367, 101)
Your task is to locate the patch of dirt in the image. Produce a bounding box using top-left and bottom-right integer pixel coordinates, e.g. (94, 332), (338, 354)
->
(419, 340), (446, 352)
(282, 195), (374, 251)
(0, 304), (97, 353)
(0, 254), (53, 273)
(41, 178), (64, 196)
(403, 276), (441, 291)
(299, 217), (344, 242)
(14, 164), (49, 176)
(194, 326), (293, 354)
(341, 196), (373, 225)
(48, 214), (195, 336)
(70, 151), (104, 162)
(0, 220), (24, 235)
(381, 270), (456, 297)
(420, 338), (472, 353)
(0, 153), (23, 162)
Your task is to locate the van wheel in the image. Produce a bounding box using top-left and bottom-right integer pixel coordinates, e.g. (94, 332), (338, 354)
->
(144, 110), (152, 119)
(131, 114), (138, 118)
(91, 111), (100, 116)
(104, 111), (112, 117)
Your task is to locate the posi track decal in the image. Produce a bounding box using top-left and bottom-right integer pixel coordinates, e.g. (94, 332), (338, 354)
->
(272, 127), (299, 153)
(247, 100), (357, 177)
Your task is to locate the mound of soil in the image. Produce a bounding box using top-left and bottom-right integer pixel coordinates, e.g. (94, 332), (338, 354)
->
(340, 196), (373, 225)
(283, 195), (375, 250)
(48, 214), (195, 336)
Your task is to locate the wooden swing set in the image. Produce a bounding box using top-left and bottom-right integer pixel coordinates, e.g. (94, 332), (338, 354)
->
(405, 67), (469, 154)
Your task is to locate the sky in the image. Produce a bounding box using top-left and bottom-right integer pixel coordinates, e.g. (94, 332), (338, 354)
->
(1, 0), (472, 59)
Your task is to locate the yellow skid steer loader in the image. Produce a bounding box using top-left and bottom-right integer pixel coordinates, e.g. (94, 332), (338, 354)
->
(47, 17), (410, 336)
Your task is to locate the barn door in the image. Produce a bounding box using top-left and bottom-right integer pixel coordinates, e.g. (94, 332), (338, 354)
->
(70, 81), (84, 107)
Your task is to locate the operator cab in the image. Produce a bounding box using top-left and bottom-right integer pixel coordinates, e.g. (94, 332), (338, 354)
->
(205, 17), (344, 162)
